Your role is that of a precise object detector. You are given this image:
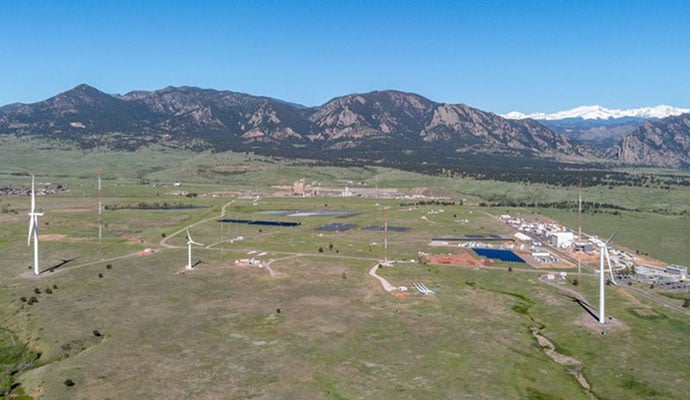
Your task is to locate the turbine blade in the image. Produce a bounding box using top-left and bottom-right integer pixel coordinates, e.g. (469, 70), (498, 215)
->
(605, 248), (617, 285)
(28, 217), (34, 245)
(606, 227), (622, 244)
(186, 229), (192, 242)
(31, 175), (35, 212)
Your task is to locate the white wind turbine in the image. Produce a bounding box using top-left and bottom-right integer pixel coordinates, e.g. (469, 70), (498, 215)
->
(591, 229), (620, 324)
(27, 175), (44, 276)
(185, 229), (204, 270)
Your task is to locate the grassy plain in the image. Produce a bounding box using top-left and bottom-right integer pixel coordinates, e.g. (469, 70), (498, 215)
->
(0, 137), (689, 399)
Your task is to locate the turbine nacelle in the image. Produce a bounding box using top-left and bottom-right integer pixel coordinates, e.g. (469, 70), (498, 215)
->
(186, 229), (204, 247)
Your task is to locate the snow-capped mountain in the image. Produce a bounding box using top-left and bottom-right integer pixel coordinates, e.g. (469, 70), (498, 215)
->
(503, 105), (690, 121)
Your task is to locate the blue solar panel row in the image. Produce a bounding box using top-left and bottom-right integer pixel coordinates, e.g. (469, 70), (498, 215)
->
(218, 219), (301, 227)
(472, 248), (526, 263)
(316, 223), (358, 231)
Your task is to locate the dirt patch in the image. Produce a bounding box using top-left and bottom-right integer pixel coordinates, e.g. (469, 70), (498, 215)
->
(531, 327), (581, 366)
(425, 250), (480, 266)
(530, 327), (598, 398)
(576, 312), (628, 333)
(40, 234), (66, 241)
(409, 187), (428, 195)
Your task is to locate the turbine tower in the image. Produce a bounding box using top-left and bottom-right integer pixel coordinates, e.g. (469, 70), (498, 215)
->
(592, 229), (619, 324)
(185, 229), (204, 270)
(27, 175), (44, 276)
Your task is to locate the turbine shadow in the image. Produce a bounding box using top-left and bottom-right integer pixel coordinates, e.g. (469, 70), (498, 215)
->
(43, 257), (79, 273)
(559, 293), (599, 322)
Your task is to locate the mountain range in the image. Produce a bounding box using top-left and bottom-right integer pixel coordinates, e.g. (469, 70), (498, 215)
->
(502, 105), (690, 121)
(0, 84), (689, 169)
(503, 105), (690, 152)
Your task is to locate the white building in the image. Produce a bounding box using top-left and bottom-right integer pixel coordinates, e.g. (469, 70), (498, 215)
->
(666, 264), (688, 280)
(514, 232), (531, 242)
(550, 231), (574, 248)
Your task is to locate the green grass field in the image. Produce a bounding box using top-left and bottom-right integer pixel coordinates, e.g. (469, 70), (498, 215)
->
(0, 137), (689, 399)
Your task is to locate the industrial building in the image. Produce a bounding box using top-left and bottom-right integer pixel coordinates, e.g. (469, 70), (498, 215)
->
(666, 264), (688, 280)
(550, 231), (574, 248)
(635, 264), (688, 283)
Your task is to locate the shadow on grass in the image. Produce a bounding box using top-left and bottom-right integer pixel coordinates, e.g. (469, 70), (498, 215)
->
(559, 293), (599, 322)
(42, 257), (80, 273)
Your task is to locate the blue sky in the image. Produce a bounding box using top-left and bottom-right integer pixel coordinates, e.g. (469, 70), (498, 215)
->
(1, 0), (689, 113)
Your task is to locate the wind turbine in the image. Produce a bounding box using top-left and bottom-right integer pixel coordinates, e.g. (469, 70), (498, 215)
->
(185, 229), (204, 270)
(27, 175), (44, 276)
(591, 228), (620, 324)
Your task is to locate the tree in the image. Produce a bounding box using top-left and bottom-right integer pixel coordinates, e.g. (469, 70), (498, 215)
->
(683, 298), (690, 308)
(572, 279), (579, 286)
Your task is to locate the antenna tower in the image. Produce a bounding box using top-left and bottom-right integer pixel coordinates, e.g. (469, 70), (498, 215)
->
(98, 167), (102, 242)
(578, 179), (582, 278)
(384, 209), (388, 265)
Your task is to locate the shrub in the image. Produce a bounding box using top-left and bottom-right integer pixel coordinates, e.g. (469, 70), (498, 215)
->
(64, 379), (75, 387)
